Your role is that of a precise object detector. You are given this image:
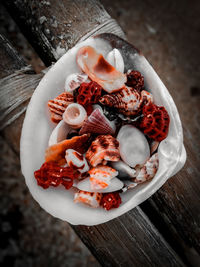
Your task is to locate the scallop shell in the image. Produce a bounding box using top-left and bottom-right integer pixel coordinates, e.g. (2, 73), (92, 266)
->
(111, 160), (136, 179)
(74, 190), (102, 208)
(63, 103), (87, 129)
(117, 125), (150, 167)
(65, 149), (89, 173)
(99, 87), (153, 116)
(48, 120), (70, 146)
(45, 134), (90, 165)
(76, 46), (127, 93)
(21, 33), (186, 226)
(79, 108), (116, 135)
(48, 92), (74, 123)
(65, 73), (88, 94)
(86, 135), (120, 167)
(106, 48), (124, 73)
(76, 177), (123, 193)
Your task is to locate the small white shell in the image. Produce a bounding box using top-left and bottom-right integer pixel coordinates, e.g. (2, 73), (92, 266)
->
(65, 149), (89, 173)
(76, 177), (123, 193)
(63, 103), (87, 129)
(106, 48), (124, 73)
(117, 125), (150, 167)
(65, 73), (88, 93)
(48, 120), (70, 146)
(111, 160), (136, 179)
(74, 190), (102, 208)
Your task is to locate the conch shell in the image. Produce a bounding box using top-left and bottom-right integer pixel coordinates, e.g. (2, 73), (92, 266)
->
(74, 190), (102, 208)
(86, 135), (120, 167)
(99, 86), (153, 116)
(48, 92), (74, 123)
(79, 108), (116, 135)
(76, 46), (127, 93)
(65, 149), (89, 173)
(63, 103), (87, 129)
(65, 73), (88, 94)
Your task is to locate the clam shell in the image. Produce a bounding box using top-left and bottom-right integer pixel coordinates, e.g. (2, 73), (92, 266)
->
(20, 33), (186, 226)
(106, 48), (124, 73)
(117, 125), (150, 167)
(79, 108), (116, 135)
(75, 177), (123, 193)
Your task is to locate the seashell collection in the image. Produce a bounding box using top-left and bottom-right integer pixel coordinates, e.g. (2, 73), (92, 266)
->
(34, 45), (170, 211)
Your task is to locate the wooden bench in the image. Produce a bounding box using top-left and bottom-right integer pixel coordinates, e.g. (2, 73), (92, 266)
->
(1, 1), (200, 266)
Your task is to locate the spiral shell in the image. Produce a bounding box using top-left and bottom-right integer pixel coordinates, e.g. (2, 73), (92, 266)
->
(74, 190), (102, 208)
(48, 92), (74, 123)
(99, 87), (153, 116)
(86, 135), (120, 167)
(76, 46), (126, 93)
(79, 108), (116, 135)
(133, 153), (159, 183)
(65, 149), (89, 173)
(63, 103), (87, 129)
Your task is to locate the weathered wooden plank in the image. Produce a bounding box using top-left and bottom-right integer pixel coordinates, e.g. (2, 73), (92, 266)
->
(3, 0), (125, 66)
(2, 0), (200, 265)
(0, 16), (185, 267)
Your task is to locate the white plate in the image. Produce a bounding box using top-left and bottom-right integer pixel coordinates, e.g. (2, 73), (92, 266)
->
(20, 34), (186, 226)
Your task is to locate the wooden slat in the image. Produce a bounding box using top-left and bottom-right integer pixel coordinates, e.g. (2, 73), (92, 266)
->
(0, 3), (186, 267)
(3, 0), (125, 66)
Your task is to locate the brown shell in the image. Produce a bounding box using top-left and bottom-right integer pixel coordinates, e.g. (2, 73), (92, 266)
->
(48, 92), (74, 123)
(86, 135), (120, 167)
(99, 87), (153, 116)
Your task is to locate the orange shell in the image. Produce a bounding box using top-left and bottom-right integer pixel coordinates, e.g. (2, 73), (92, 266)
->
(74, 190), (102, 208)
(45, 134), (90, 164)
(48, 92), (74, 123)
(86, 135), (120, 167)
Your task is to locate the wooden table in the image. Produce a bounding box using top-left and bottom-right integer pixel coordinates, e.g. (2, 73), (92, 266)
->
(0, 1), (200, 266)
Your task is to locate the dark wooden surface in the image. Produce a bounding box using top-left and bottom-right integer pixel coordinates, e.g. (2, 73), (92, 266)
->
(1, 0), (200, 266)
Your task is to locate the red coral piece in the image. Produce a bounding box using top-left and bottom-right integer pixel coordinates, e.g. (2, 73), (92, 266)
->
(100, 192), (122, 210)
(140, 103), (170, 141)
(126, 70), (144, 91)
(77, 82), (102, 114)
(34, 161), (78, 190)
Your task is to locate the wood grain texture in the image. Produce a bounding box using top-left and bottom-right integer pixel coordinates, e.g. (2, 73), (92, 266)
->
(0, 4), (186, 267)
(1, 0), (200, 266)
(3, 0), (125, 66)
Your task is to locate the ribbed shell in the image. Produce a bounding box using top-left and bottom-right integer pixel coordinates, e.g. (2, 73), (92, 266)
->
(48, 92), (74, 123)
(86, 135), (120, 167)
(79, 108), (115, 135)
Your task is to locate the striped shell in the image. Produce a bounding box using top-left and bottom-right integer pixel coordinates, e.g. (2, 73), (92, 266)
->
(76, 46), (127, 93)
(65, 73), (88, 94)
(88, 165), (118, 190)
(48, 92), (74, 123)
(99, 87), (153, 116)
(133, 153), (159, 183)
(74, 190), (102, 208)
(86, 135), (120, 167)
(79, 108), (115, 135)
(65, 149), (89, 173)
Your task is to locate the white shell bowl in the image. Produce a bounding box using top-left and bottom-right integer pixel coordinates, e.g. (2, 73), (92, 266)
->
(20, 34), (186, 226)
